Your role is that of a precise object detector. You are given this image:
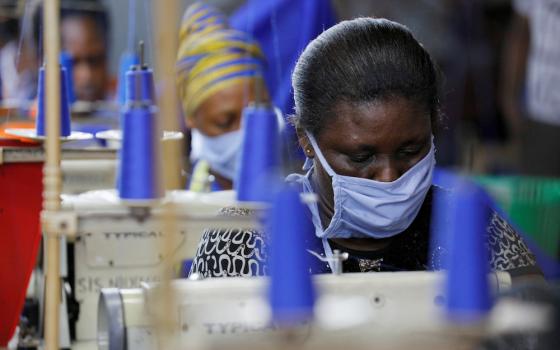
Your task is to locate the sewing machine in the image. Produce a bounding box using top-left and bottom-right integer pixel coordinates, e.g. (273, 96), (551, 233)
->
(0, 145), (117, 193)
(58, 189), (264, 343)
(97, 271), (515, 350)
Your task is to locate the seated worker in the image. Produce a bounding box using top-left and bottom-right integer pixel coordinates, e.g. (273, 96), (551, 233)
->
(177, 2), (269, 191)
(1, 1), (37, 102)
(33, 0), (114, 102)
(189, 18), (540, 278)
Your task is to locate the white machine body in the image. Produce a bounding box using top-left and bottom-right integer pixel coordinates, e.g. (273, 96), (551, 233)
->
(98, 271), (513, 350)
(62, 189), (263, 341)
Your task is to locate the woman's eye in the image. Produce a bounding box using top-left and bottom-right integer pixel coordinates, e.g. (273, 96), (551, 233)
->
(398, 147), (421, 158)
(349, 153), (373, 164)
(216, 113), (236, 130)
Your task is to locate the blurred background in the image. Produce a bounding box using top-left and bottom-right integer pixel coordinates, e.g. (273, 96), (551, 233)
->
(101, 0), (559, 176)
(3, 0), (554, 174)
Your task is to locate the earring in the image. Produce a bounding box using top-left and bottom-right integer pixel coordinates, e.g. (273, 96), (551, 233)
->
(306, 149), (312, 154)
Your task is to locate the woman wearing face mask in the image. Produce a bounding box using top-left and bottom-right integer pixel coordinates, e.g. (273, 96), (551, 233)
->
(177, 2), (268, 191)
(189, 18), (540, 278)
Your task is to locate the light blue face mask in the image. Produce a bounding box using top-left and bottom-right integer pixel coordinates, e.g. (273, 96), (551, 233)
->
(190, 128), (243, 180)
(189, 107), (285, 181)
(303, 131), (436, 239)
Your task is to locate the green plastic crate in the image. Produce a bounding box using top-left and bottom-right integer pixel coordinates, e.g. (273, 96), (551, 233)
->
(473, 176), (560, 258)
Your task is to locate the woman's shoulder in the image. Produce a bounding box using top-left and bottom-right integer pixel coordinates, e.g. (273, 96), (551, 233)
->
(486, 210), (539, 273)
(429, 185), (540, 274)
(189, 206), (268, 278)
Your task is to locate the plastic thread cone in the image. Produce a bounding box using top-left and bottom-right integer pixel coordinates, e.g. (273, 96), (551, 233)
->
(117, 62), (162, 202)
(442, 180), (492, 322)
(36, 65), (71, 137)
(117, 52), (140, 106)
(268, 184), (316, 326)
(59, 52), (76, 104)
(235, 105), (280, 202)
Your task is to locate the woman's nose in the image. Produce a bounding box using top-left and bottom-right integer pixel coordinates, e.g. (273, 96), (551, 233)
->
(372, 159), (400, 182)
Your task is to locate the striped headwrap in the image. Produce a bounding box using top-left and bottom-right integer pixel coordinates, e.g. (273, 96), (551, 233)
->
(177, 2), (265, 119)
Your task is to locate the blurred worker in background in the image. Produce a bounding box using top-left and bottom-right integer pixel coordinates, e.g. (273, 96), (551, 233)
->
(0, 0), (37, 103)
(33, 0), (114, 103)
(177, 2), (269, 191)
(501, 0), (560, 177)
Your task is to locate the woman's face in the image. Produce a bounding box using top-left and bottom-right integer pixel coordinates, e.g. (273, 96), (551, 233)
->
(188, 79), (265, 137)
(61, 17), (109, 102)
(308, 96), (432, 201)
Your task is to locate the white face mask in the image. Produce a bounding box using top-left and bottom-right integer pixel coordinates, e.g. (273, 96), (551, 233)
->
(190, 128), (243, 180)
(303, 131), (435, 239)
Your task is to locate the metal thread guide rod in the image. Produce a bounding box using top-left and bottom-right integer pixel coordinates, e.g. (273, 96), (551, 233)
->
(133, 41), (145, 105)
(42, 0), (62, 349)
(139, 40), (145, 69)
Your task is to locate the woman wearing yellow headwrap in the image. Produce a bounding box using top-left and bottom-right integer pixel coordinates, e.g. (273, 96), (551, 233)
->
(177, 2), (269, 191)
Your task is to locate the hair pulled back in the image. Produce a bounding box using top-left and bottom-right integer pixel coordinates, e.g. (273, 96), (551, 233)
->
(292, 18), (441, 137)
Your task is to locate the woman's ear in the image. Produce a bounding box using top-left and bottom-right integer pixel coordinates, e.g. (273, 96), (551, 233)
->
(294, 124), (314, 158)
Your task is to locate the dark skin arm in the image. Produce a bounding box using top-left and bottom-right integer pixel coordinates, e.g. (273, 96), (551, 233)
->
(208, 168), (234, 191)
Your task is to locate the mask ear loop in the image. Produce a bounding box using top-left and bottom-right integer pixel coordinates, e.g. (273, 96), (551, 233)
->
(305, 131), (336, 177)
(302, 157), (314, 171)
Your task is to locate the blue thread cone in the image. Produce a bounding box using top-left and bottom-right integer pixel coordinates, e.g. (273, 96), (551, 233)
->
(444, 181), (492, 322)
(118, 105), (162, 201)
(59, 52), (76, 104)
(36, 65), (71, 137)
(429, 168), (464, 270)
(429, 188), (453, 271)
(116, 52), (140, 106)
(117, 65), (162, 202)
(268, 184), (316, 326)
(235, 105), (281, 202)
(125, 67), (155, 104)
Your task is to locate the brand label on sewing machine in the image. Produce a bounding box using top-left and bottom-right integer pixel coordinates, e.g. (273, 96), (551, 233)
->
(76, 274), (160, 294)
(176, 299), (313, 337)
(102, 230), (164, 240)
(81, 224), (185, 268)
(199, 322), (281, 335)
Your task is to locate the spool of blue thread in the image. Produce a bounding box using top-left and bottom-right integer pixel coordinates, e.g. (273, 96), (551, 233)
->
(235, 105), (280, 202)
(444, 181), (492, 322)
(59, 52), (76, 104)
(116, 52), (140, 106)
(429, 170), (463, 270)
(268, 184), (316, 326)
(36, 65), (72, 137)
(117, 64), (162, 202)
(125, 67), (155, 104)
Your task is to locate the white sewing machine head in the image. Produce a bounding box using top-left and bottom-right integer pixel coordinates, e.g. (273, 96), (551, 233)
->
(98, 271), (515, 350)
(61, 189), (264, 341)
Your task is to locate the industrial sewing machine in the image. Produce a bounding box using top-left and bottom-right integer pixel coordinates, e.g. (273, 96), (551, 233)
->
(0, 145), (117, 193)
(96, 271), (521, 350)
(50, 189), (265, 347)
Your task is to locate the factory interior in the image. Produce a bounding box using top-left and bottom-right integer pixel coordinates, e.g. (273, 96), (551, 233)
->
(0, 0), (559, 349)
